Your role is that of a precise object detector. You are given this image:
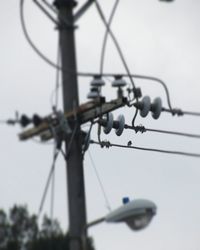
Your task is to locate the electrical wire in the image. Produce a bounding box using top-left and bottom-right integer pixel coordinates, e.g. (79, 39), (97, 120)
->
(124, 124), (200, 139)
(50, 40), (61, 109)
(37, 117), (78, 219)
(131, 74), (172, 111)
(38, 147), (59, 218)
(33, 0), (58, 25)
(182, 111), (200, 116)
(20, 0), (200, 118)
(41, 0), (57, 15)
(94, 1), (136, 90)
(18, 0), (177, 114)
(20, 0), (90, 75)
(50, 154), (55, 226)
(88, 150), (112, 211)
(41, 0), (71, 27)
(90, 140), (200, 159)
(94, 1), (139, 126)
(20, 0), (62, 70)
(97, 73), (173, 111)
(100, 0), (119, 75)
(54, 43), (60, 109)
(162, 107), (200, 117)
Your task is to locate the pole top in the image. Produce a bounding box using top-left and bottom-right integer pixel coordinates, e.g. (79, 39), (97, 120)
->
(54, 0), (77, 9)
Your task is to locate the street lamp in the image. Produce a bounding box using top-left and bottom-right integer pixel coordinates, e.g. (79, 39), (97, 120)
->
(87, 199), (157, 231)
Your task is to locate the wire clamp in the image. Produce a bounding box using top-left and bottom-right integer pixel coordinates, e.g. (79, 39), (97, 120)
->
(100, 140), (111, 148)
(55, 110), (72, 136)
(171, 108), (184, 116)
(134, 125), (146, 134)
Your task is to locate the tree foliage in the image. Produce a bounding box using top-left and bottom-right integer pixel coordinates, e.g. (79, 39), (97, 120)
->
(0, 205), (94, 250)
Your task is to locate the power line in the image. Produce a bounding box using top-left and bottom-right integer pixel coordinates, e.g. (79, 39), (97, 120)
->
(94, 1), (139, 127)
(131, 74), (172, 111)
(20, 0), (62, 70)
(50, 39), (61, 110)
(94, 1), (136, 90)
(183, 111), (200, 116)
(162, 107), (200, 117)
(32, 0), (58, 25)
(88, 150), (112, 211)
(19, 0), (94, 76)
(50, 148), (56, 225)
(125, 124), (200, 139)
(38, 147), (59, 218)
(37, 118), (78, 219)
(17, 0), (183, 115)
(17, 0), (195, 117)
(100, 0), (119, 75)
(90, 140), (200, 159)
(41, 0), (58, 15)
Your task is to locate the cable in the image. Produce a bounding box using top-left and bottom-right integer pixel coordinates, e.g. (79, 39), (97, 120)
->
(20, 0), (62, 70)
(20, 0), (93, 76)
(95, 1), (136, 90)
(182, 111), (200, 116)
(41, 0), (71, 27)
(132, 74), (172, 111)
(18, 0), (178, 113)
(50, 154), (55, 226)
(88, 150), (111, 211)
(50, 39), (61, 109)
(94, 1), (139, 126)
(20, 0), (199, 118)
(33, 0), (58, 25)
(125, 124), (200, 139)
(99, 73), (173, 111)
(163, 107), (200, 117)
(100, 0), (119, 75)
(33, 119), (79, 221)
(42, 0), (57, 15)
(38, 147), (59, 218)
(37, 122), (78, 220)
(54, 43), (61, 109)
(90, 140), (200, 159)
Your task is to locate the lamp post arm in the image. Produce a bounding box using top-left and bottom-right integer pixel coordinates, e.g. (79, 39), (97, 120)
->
(86, 217), (105, 229)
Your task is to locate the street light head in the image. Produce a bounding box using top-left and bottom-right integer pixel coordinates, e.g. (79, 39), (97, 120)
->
(105, 199), (157, 231)
(124, 209), (155, 231)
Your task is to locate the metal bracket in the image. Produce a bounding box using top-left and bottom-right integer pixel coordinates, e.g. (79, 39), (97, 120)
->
(18, 97), (127, 141)
(74, 0), (95, 22)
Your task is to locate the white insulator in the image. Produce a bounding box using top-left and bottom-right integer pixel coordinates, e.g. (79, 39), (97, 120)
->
(151, 97), (162, 119)
(112, 77), (127, 88)
(103, 113), (114, 134)
(91, 76), (105, 87)
(140, 96), (151, 118)
(115, 114), (125, 136)
(87, 87), (99, 99)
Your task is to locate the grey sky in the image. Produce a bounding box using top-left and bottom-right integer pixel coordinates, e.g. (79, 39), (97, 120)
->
(1, 1), (200, 250)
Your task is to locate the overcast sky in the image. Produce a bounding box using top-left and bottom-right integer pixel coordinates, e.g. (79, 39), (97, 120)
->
(1, 0), (200, 250)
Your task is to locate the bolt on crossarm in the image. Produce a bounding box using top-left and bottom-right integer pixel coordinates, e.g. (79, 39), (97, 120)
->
(54, 1), (87, 250)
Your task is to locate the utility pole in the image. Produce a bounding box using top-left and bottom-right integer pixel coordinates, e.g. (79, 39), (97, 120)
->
(54, 1), (87, 250)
